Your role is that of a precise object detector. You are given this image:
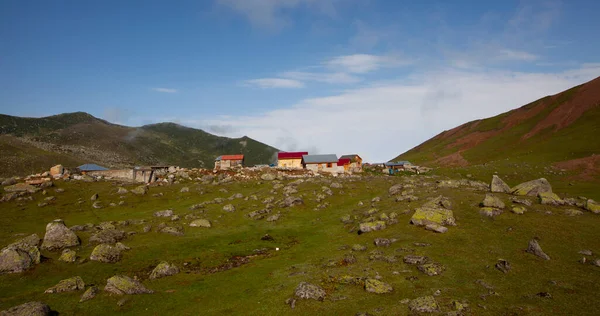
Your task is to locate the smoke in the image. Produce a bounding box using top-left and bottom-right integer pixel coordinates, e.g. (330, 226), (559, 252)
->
(207, 124), (239, 135)
(103, 107), (132, 125)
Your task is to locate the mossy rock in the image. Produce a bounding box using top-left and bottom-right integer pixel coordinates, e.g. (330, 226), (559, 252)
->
(189, 219), (211, 228)
(44, 276), (85, 293)
(0, 301), (52, 316)
(58, 249), (77, 263)
(408, 296), (440, 313)
(294, 282), (326, 301)
(511, 206), (526, 215)
(364, 279), (393, 294)
(417, 262), (445, 276)
(89, 244), (121, 263)
(130, 185), (148, 195)
(584, 199), (600, 214)
(511, 178), (552, 196)
(149, 261), (180, 279)
(480, 207), (503, 217)
(41, 219), (80, 251)
(359, 221), (386, 233)
(481, 194), (505, 209)
(104, 275), (153, 295)
(0, 248), (35, 274)
(538, 192), (564, 206)
(410, 207), (455, 226)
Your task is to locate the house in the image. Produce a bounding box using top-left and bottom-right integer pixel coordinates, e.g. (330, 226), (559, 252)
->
(277, 151), (308, 169)
(302, 154), (339, 173)
(385, 161), (412, 171)
(77, 164), (108, 172)
(337, 158), (351, 172)
(214, 155), (244, 170)
(339, 154), (363, 171)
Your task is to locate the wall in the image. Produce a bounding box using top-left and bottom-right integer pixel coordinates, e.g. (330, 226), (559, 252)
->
(305, 163), (340, 173)
(86, 169), (144, 182)
(278, 158), (303, 169)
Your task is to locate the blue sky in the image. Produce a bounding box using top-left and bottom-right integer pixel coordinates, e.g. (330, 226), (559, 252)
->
(1, 0), (599, 161)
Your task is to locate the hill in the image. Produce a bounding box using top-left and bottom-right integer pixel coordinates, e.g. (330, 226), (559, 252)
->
(393, 76), (600, 180)
(0, 112), (278, 176)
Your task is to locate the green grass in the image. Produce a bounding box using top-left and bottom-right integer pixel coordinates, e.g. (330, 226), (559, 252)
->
(1, 172), (600, 315)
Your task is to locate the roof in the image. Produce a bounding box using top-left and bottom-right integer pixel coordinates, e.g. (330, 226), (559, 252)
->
(302, 154), (338, 164)
(78, 164), (108, 171)
(278, 151), (308, 159)
(385, 161), (412, 167)
(218, 154), (244, 161)
(340, 154), (361, 161)
(337, 158), (351, 166)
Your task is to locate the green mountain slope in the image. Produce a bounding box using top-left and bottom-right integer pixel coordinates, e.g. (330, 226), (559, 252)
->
(393, 76), (600, 175)
(0, 112), (278, 176)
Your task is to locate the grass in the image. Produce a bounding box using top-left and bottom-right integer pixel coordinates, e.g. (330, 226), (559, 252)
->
(1, 171), (600, 315)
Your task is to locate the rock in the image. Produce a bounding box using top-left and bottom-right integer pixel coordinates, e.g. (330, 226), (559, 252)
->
(526, 239), (550, 260)
(50, 165), (64, 177)
(44, 276), (85, 293)
(1, 178), (17, 186)
(330, 182), (343, 189)
(0, 301), (52, 316)
(538, 192), (564, 206)
(91, 193), (99, 201)
(260, 173), (277, 181)
(480, 207), (503, 217)
(41, 219), (80, 251)
(403, 255), (429, 265)
(408, 296), (440, 313)
(92, 201), (103, 209)
(565, 209), (583, 216)
(340, 215), (353, 224)
(388, 184), (403, 195)
(189, 219), (211, 228)
(89, 229), (126, 245)
(490, 175), (510, 193)
(171, 215), (180, 221)
(495, 259), (511, 273)
(578, 250), (593, 256)
(281, 196), (304, 207)
(410, 208), (456, 226)
(58, 249), (77, 263)
(481, 194), (505, 209)
(352, 244), (367, 252)
(0, 248), (36, 274)
(511, 178), (552, 196)
(371, 196), (381, 203)
(180, 187), (189, 193)
(364, 279), (393, 293)
(294, 282), (326, 301)
(593, 259), (600, 267)
(142, 225), (152, 233)
(422, 195), (452, 209)
(266, 213), (281, 222)
(425, 224), (448, 233)
(89, 244), (121, 263)
(359, 221), (387, 233)
(511, 206), (526, 215)
(104, 275), (153, 295)
(417, 262), (445, 276)
(584, 199), (600, 214)
(261, 234), (274, 241)
(373, 238), (391, 247)
(115, 242), (130, 251)
(130, 185), (148, 195)
(2, 234), (41, 265)
(80, 286), (98, 302)
(160, 226), (184, 236)
(223, 204), (235, 212)
(154, 209), (174, 217)
(4, 183), (39, 193)
(117, 187), (128, 194)
(149, 261), (180, 279)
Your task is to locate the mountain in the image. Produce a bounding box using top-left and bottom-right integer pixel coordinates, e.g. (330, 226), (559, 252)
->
(0, 112), (278, 176)
(393, 76), (600, 178)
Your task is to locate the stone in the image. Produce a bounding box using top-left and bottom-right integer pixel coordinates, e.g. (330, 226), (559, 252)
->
(408, 296), (440, 313)
(115, 242), (130, 251)
(189, 219), (211, 228)
(154, 209), (174, 217)
(80, 286), (99, 302)
(266, 213), (281, 222)
(1, 178), (17, 186)
(371, 196), (381, 203)
(373, 238), (391, 247)
(359, 221), (386, 233)
(0, 248), (36, 274)
(90, 244), (121, 263)
(117, 187), (128, 194)
(281, 196), (304, 207)
(526, 239), (550, 260)
(92, 201), (103, 209)
(417, 262), (445, 276)
(58, 249), (77, 263)
(578, 250), (593, 256)
(425, 224), (448, 233)
(149, 261), (180, 279)
(330, 182), (343, 189)
(4, 183), (39, 193)
(130, 185), (148, 195)
(104, 275), (153, 295)
(260, 173), (277, 181)
(0, 301), (52, 316)
(481, 194), (505, 209)
(511, 178), (552, 196)
(223, 204), (235, 212)
(422, 195), (453, 209)
(490, 175), (510, 193)
(495, 259), (511, 273)
(364, 279), (393, 294)
(511, 206), (526, 214)
(44, 276), (85, 293)
(352, 244), (367, 252)
(142, 225), (152, 233)
(294, 282), (326, 301)
(41, 219), (80, 251)
(160, 226), (184, 236)
(2, 234), (40, 265)
(340, 215), (353, 224)
(538, 192), (564, 206)
(584, 199), (600, 214)
(89, 229), (126, 245)
(180, 187), (189, 193)
(565, 209), (583, 216)
(480, 207), (503, 217)
(91, 193), (99, 201)
(403, 255), (429, 265)
(388, 184), (403, 195)
(410, 207), (456, 226)
(171, 215), (180, 221)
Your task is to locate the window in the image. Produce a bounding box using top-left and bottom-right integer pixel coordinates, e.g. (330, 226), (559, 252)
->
(326, 163), (332, 168)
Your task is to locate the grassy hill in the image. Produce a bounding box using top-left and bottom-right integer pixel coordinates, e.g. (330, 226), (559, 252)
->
(393, 76), (600, 181)
(0, 112), (278, 176)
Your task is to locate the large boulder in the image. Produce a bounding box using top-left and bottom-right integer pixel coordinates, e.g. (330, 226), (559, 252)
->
(538, 192), (564, 206)
(44, 276), (85, 293)
(511, 178), (552, 196)
(408, 296), (440, 313)
(0, 249), (35, 274)
(359, 221), (387, 233)
(260, 173), (277, 181)
(149, 262), (180, 279)
(89, 229), (126, 245)
(50, 165), (64, 177)
(294, 282), (326, 301)
(189, 219), (211, 228)
(0, 301), (52, 316)
(154, 209), (173, 217)
(526, 239), (550, 260)
(410, 208), (456, 226)
(388, 184), (403, 196)
(89, 244), (121, 263)
(41, 220), (80, 251)
(584, 199), (600, 214)
(480, 194), (505, 209)
(130, 185), (148, 195)
(364, 279), (393, 294)
(490, 175), (510, 193)
(58, 249), (77, 263)
(104, 275), (153, 295)
(80, 286), (99, 302)
(4, 183), (39, 193)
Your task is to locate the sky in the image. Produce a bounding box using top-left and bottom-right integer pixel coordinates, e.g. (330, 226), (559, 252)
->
(1, 0), (599, 162)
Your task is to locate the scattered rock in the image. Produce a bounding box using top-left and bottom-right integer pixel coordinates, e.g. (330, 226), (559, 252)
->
(223, 204), (235, 212)
(0, 301), (52, 316)
(373, 238), (391, 247)
(130, 185), (148, 195)
(526, 239), (550, 260)
(4, 183), (39, 193)
(511, 206), (526, 215)
(189, 219), (211, 228)
(89, 229), (126, 245)
(481, 194), (505, 209)
(511, 178), (552, 196)
(149, 261), (180, 279)
(480, 207), (503, 217)
(584, 199), (600, 214)
(410, 208), (456, 227)
(388, 184), (403, 195)
(44, 276), (85, 293)
(266, 213), (281, 222)
(403, 255), (429, 265)
(359, 221), (386, 233)
(91, 193), (99, 201)
(117, 187), (128, 194)
(294, 282), (326, 301)
(538, 192), (564, 206)
(1, 178), (17, 186)
(281, 196), (304, 207)
(565, 209), (583, 216)
(417, 262), (445, 276)
(408, 296), (440, 313)
(352, 244), (367, 252)
(422, 195), (452, 209)
(425, 224), (448, 233)
(154, 209), (174, 217)
(180, 187), (189, 193)
(578, 250), (593, 256)
(160, 226), (184, 236)
(41, 219), (80, 251)
(80, 286), (98, 302)
(364, 279), (393, 294)
(58, 249), (77, 263)
(495, 259), (511, 274)
(104, 275), (153, 295)
(115, 242), (130, 251)
(260, 173), (277, 181)
(490, 175), (510, 193)
(90, 244), (121, 263)
(92, 201), (103, 209)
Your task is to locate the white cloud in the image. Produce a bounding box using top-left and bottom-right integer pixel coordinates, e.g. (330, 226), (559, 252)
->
(496, 49), (539, 61)
(152, 88), (178, 93)
(326, 54), (412, 73)
(190, 63), (600, 162)
(281, 71), (360, 84)
(244, 78), (304, 89)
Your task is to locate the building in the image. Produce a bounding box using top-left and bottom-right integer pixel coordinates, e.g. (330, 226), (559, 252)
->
(77, 164), (108, 172)
(385, 161), (412, 171)
(339, 154), (363, 171)
(337, 158), (351, 172)
(277, 151), (308, 169)
(214, 155), (244, 170)
(302, 154), (339, 173)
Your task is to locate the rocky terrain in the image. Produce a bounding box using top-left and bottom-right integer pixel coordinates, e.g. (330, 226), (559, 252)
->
(1, 165), (599, 315)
